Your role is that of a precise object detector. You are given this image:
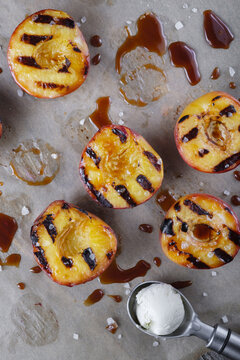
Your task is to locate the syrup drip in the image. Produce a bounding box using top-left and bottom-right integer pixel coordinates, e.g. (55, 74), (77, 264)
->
(156, 189), (176, 212)
(17, 282), (25, 290)
(171, 280), (192, 289)
(30, 265), (42, 273)
(233, 171), (240, 181)
(115, 12), (167, 73)
(90, 35), (102, 47)
(107, 295), (122, 303)
(231, 195), (240, 206)
(139, 224), (153, 233)
(229, 82), (236, 89)
(210, 67), (220, 79)
(99, 258), (151, 284)
(168, 41), (201, 85)
(0, 213), (18, 252)
(153, 257), (161, 267)
(84, 289), (104, 306)
(89, 97), (112, 129)
(91, 54), (101, 65)
(0, 254), (21, 267)
(203, 10), (234, 49)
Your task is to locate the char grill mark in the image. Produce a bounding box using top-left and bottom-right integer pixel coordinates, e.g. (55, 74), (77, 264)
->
(213, 248), (233, 263)
(186, 254), (210, 269)
(72, 46), (81, 52)
(199, 148), (209, 157)
(42, 214), (57, 243)
(33, 14), (75, 28)
(82, 247), (96, 270)
(182, 127), (198, 143)
(58, 57), (71, 73)
(160, 218), (175, 236)
(62, 202), (70, 209)
(61, 256), (73, 268)
(219, 105), (236, 117)
(18, 56), (41, 68)
(34, 247), (51, 273)
(178, 115), (189, 124)
(174, 202), (181, 212)
(21, 34), (53, 46)
(213, 152), (240, 172)
(30, 228), (39, 246)
(143, 151), (161, 171)
(106, 251), (113, 260)
(228, 228), (240, 246)
(181, 222), (188, 232)
(136, 175), (154, 193)
(114, 185), (136, 207)
(86, 147), (101, 167)
(112, 128), (127, 143)
(224, 206), (233, 215)
(35, 81), (65, 90)
(84, 64), (89, 76)
(212, 95), (221, 102)
(184, 199), (212, 218)
(80, 167), (113, 208)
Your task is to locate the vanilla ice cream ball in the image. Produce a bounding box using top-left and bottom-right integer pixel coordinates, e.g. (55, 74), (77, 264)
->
(136, 283), (185, 335)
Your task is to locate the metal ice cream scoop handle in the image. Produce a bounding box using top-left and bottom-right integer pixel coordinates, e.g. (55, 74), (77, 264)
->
(127, 281), (240, 360)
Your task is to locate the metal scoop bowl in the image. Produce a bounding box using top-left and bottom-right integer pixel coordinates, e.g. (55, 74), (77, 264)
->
(127, 281), (240, 360)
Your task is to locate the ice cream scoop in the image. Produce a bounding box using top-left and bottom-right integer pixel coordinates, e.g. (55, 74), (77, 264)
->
(127, 281), (240, 360)
(136, 283), (184, 335)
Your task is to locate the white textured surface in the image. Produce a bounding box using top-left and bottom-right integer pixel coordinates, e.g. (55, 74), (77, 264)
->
(136, 284), (184, 335)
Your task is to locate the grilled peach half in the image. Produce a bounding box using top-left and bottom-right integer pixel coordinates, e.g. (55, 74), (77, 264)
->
(8, 9), (89, 98)
(175, 92), (240, 173)
(160, 194), (240, 269)
(79, 125), (164, 208)
(30, 200), (117, 286)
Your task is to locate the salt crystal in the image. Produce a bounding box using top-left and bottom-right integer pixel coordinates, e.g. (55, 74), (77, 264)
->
(0, 265), (2, 271)
(182, 3), (188, 9)
(119, 111), (124, 117)
(221, 315), (228, 324)
(76, 22), (81, 27)
(117, 334), (122, 339)
(21, 206), (30, 216)
(125, 289), (130, 295)
(123, 283), (130, 289)
(223, 190), (230, 196)
(199, 182), (204, 187)
(118, 119), (124, 125)
(107, 317), (115, 326)
(79, 119), (85, 126)
(126, 20), (132, 24)
(153, 341), (159, 347)
(51, 153), (58, 159)
(175, 21), (184, 30)
(192, 8), (198, 13)
(73, 333), (79, 340)
(81, 16), (86, 24)
(203, 292), (208, 297)
(229, 66), (235, 77)
(211, 271), (217, 277)
(17, 89), (24, 97)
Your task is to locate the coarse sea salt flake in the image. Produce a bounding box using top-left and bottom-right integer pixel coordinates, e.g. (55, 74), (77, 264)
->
(107, 317), (116, 326)
(211, 271), (217, 277)
(73, 333), (79, 340)
(17, 89), (24, 97)
(51, 153), (58, 159)
(153, 341), (159, 347)
(203, 292), (208, 297)
(221, 315), (228, 324)
(119, 111), (124, 117)
(223, 190), (230, 196)
(229, 67), (235, 77)
(21, 206), (30, 216)
(175, 21), (184, 30)
(0, 265), (2, 271)
(118, 119), (124, 125)
(192, 8), (198, 13)
(125, 289), (130, 295)
(79, 119), (85, 126)
(183, 3), (188, 9)
(117, 334), (122, 339)
(81, 16), (86, 24)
